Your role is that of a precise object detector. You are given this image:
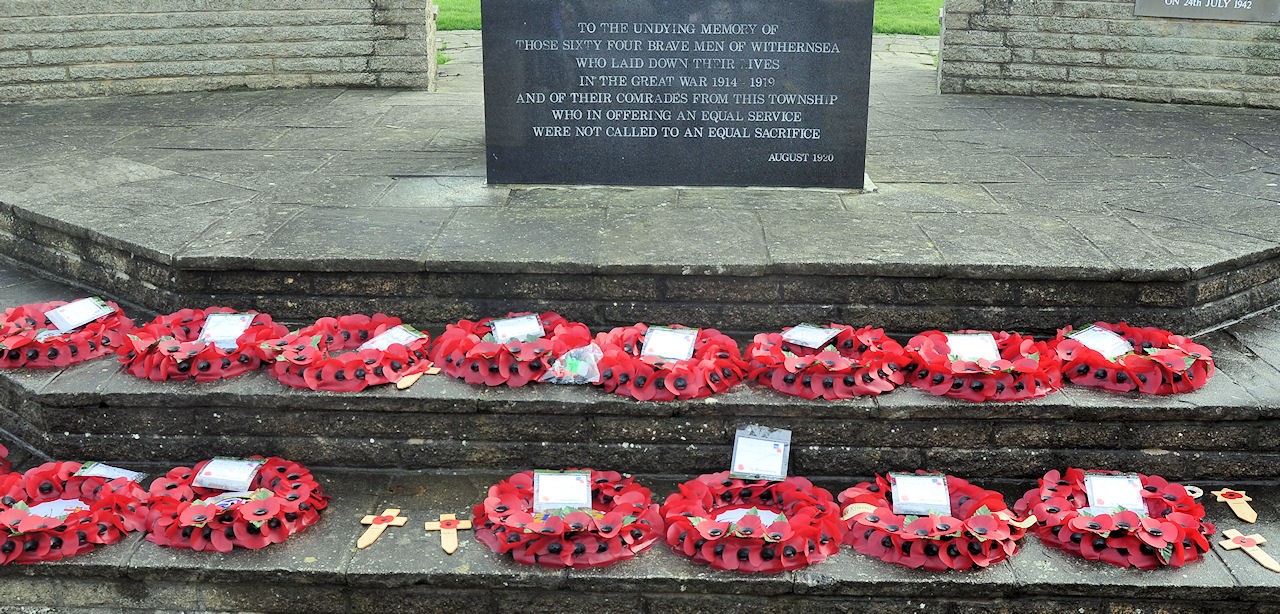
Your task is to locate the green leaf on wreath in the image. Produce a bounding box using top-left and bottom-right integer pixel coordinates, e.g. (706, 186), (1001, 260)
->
(973, 505), (993, 516)
(1158, 543), (1174, 564)
(482, 332), (495, 344)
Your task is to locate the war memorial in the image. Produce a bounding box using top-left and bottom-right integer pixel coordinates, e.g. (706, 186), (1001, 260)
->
(0, 0), (1277, 611)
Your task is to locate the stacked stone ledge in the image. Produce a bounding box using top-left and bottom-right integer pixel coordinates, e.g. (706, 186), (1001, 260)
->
(938, 0), (1280, 108)
(0, 0), (437, 101)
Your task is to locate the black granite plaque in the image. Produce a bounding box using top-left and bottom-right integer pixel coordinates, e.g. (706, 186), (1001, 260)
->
(1135, 0), (1279, 21)
(482, 0), (874, 188)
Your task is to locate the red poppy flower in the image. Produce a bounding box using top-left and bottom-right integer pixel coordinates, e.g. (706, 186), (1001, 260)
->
(662, 472), (843, 574)
(1052, 323), (1213, 395)
(179, 504), (217, 527)
(472, 469), (662, 569)
(1014, 468), (1215, 570)
(907, 330), (1060, 402)
(965, 513), (1013, 541)
(746, 325), (907, 400)
(841, 473), (1029, 571)
(237, 498), (281, 524)
(594, 324), (746, 402)
(143, 456), (328, 553)
(1137, 517), (1180, 549)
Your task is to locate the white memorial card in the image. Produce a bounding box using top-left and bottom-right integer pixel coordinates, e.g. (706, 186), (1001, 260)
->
(34, 329), (63, 343)
(945, 333), (1001, 363)
(729, 425), (791, 481)
(890, 473), (952, 516)
(358, 324), (428, 352)
(640, 326), (698, 361)
(1070, 325), (1134, 360)
(192, 457), (266, 492)
(1084, 473), (1148, 516)
(74, 462), (146, 483)
(532, 470), (593, 513)
(205, 490), (263, 510)
(28, 498), (89, 519)
(197, 313), (255, 351)
(781, 324), (841, 349)
(490, 314), (546, 343)
(715, 507), (782, 525)
(44, 297), (113, 333)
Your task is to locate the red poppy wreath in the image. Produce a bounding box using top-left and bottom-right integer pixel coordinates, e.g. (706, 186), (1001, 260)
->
(595, 324), (747, 401)
(430, 311), (592, 387)
(0, 300), (134, 369)
(473, 469), (664, 569)
(144, 457), (329, 552)
(0, 461), (147, 564)
(839, 474), (1032, 571)
(903, 330), (1061, 402)
(0, 443), (9, 474)
(261, 313), (431, 392)
(660, 472), (846, 573)
(119, 307), (287, 382)
(1013, 468), (1215, 570)
(745, 324), (908, 399)
(1052, 323), (1214, 395)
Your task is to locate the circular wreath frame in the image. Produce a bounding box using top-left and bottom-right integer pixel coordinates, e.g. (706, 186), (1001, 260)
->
(472, 469), (664, 569)
(1053, 322), (1214, 395)
(903, 330), (1062, 402)
(145, 457), (329, 552)
(839, 473), (1031, 571)
(1013, 468), (1215, 570)
(660, 472), (845, 574)
(0, 300), (134, 369)
(118, 307), (287, 382)
(595, 324), (747, 401)
(745, 324), (908, 399)
(261, 313), (431, 392)
(0, 461), (147, 564)
(430, 311), (592, 387)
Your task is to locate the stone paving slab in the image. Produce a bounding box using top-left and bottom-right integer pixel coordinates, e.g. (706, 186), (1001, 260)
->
(0, 32), (1273, 284)
(0, 33), (1276, 335)
(0, 262), (1277, 484)
(0, 465), (1276, 612)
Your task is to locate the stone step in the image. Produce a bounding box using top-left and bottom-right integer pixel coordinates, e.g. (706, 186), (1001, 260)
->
(0, 320), (1275, 481)
(3, 194), (1277, 339)
(0, 468), (1276, 613)
(1, 261), (1278, 481)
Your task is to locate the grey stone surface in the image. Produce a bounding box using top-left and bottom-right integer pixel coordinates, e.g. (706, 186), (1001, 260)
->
(0, 3), (437, 102)
(940, 0), (1280, 108)
(0, 32), (1277, 334)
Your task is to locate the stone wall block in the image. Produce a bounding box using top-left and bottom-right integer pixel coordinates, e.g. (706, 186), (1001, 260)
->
(939, 0), (1280, 107)
(0, 2), (435, 101)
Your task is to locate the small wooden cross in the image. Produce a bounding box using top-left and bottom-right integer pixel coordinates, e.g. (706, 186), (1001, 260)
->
(424, 513), (472, 554)
(1212, 488), (1258, 523)
(1220, 528), (1280, 572)
(358, 508), (408, 549)
(395, 364), (441, 390)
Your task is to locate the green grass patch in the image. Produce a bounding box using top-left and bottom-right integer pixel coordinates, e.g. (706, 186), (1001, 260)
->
(436, 0), (481, 30)
(874, 0), (944, 36)
(435, 0), (944, 34)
